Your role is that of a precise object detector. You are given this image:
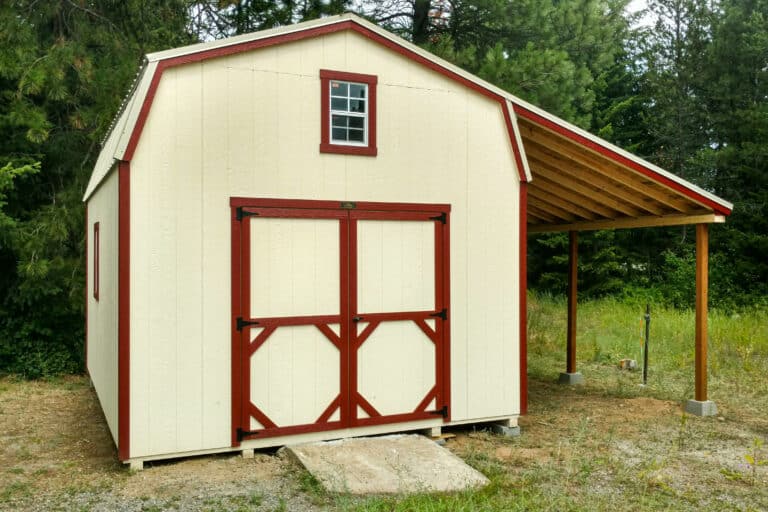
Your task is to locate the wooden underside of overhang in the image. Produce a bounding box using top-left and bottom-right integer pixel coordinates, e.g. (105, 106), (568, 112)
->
(518, 118), (724, 232)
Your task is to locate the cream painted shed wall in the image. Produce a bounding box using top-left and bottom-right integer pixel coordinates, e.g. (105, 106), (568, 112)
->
(86, 168), (120, 445)
(128, 29), (520, 459)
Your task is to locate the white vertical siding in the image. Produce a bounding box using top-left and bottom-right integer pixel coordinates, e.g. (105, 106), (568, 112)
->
(247, 217), (341, 428)
(128, 29), (520, 458)
(357, 220), (434, 314)
(250, 326), (339, 426)
(464, 99), (520, 420)
(356, 220), (437, 416)
(86, 168), (120, 444)
(357, 320), (436, 416)
(250, 218), (340, 318)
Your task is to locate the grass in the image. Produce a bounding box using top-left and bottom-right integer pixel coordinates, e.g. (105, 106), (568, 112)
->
(527, 292), (768, 413)
(324, 293), (768, 511)
(1, 294), (766, 511)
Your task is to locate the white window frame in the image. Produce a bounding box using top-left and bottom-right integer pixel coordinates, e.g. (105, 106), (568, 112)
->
(328, 80), (369, 147)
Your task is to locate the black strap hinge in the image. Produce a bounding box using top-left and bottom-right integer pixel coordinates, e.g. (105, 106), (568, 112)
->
(430, 308), (447, 321)
(237, 427), (260, 441)
(236, 207), (259, 221)
(236, 317), (260, 331)
(430, 405), (448, 418)
(429, 212), (446, 224)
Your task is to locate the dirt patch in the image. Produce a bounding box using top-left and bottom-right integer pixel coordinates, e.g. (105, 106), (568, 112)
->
(0, 377), (321, 511)
(1, 376), (766, 511)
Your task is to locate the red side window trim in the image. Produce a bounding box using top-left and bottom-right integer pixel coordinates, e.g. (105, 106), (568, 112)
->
(320, 69), (378, 156)
(93, 221), (100, 301)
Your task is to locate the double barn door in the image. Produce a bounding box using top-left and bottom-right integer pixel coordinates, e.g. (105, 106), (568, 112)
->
(230, 199), (450, 444)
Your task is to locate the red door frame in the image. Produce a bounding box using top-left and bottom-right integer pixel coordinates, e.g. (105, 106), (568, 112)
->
(230, 197), (451, 446)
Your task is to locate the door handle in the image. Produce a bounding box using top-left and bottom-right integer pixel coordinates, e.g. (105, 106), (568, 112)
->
(352, 316), (363, 322)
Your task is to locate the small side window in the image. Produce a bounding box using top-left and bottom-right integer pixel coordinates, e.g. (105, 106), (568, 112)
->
(320, 70), (377, 156)
(93, 222), (99, 301)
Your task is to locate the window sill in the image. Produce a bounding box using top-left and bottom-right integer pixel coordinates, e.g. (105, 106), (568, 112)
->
(320, 142), (378, 156)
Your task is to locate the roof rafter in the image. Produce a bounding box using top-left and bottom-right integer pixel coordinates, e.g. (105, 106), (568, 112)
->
(521, 123), (697, 213)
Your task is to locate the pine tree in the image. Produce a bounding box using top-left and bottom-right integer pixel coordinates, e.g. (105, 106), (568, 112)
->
(0, 1), (194, 376)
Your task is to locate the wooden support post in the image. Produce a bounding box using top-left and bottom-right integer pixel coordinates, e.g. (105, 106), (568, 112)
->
(686, 223), (716, 416)
(567, 231), (578, 374)
(559, 231), (583, 385)
(695, 223), (708, 401)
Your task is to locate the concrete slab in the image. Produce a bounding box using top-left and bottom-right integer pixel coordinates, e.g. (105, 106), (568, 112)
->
(284, 434), (489, 494)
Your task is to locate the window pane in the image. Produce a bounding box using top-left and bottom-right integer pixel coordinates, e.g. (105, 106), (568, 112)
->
(350, 84), (366, 98)
(349, 100), (366, 113)
(325, 78), (370, 147)
(331, 97), (348, 111)
(331, 114), (348, 128)
(330, 81), (348, 96)
(332, 127), (348, 141)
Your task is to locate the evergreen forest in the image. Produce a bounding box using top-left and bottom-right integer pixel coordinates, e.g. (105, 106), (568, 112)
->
(1, 0), (766, 377)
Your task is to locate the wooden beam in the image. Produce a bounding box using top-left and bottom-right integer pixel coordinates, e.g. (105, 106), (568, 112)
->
(528, 213), (726, 233)
(527, 204), (560, 223)
(528, 156), (644, 217)
(532, 174), (618, 218)
(525, 142), (667, 216)
(529, 186), (600, 220)
(528, 197), (578, 222)
(567, 231), (578, 374)
(522, 126), (694, 213)
(695, 223), (708, 401)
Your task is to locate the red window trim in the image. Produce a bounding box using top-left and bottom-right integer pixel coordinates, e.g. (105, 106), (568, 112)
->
(93, 221), (100, 301)
(319, 69), (378, 156)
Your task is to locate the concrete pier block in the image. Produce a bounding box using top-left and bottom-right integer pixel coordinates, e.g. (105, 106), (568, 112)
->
(129, 459), (144, 471)
(558, 372), (584, 385)
(491, 423), (521, 437)
(685, 399), (718, 417)
(242, 448), (255, 459)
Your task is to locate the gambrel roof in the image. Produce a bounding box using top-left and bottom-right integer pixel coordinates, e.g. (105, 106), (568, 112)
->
(85, 13), (732, 231)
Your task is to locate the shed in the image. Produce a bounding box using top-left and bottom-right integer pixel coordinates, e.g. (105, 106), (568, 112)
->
(84, 13), (732, 468)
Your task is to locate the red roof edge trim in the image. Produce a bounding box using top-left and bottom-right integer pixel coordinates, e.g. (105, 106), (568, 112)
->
(123, 21), (359, 161)
(346, 24), (500, 102)
(121, 18), (525, 183)
(123, 65), (164, 162)
(513, 104), (732, 216)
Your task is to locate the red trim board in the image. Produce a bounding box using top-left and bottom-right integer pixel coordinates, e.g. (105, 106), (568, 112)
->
(118, 161), (131, 461)
(230, 205), (243, 447)
(85, 205), (89, 375)
(121, 19), (527, 182)
(230, 197), (451, 212)
(519, 182), (528, 415)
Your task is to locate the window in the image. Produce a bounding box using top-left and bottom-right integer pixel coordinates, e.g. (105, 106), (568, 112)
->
(93, 222), (100, 301)
(320, 70), (377, 156)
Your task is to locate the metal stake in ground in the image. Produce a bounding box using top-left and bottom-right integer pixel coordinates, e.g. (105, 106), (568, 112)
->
(643, 304), (650, 386)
